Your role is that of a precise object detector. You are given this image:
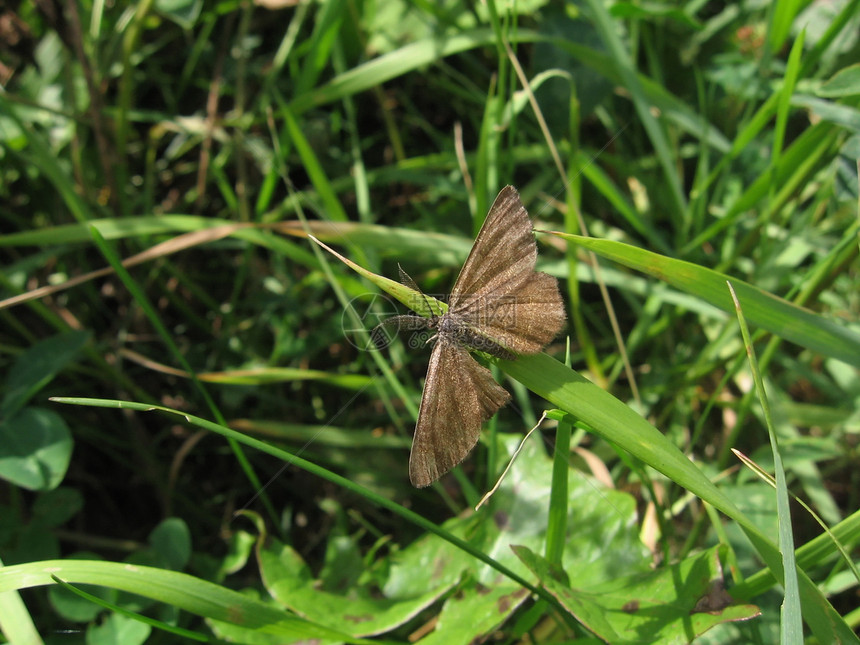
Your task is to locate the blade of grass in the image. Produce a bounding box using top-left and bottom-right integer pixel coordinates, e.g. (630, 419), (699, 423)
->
(557, 234), (860, 368)
(0, 559), (370, 643)
(51, 575), (208, 642)
(545, 412), (570, 567)
(686, 121), (840, 256)
(733, 508), (860, 599)
(728, 282), (802, 644)
(289, 28), (510, 115)
(733, 450), (860, 587)
(309, 235), (445, 317)
(0, 556), (40, 645)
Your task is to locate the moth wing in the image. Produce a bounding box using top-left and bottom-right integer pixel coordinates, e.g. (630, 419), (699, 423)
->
(449, 186), (565, 355)
(409, 338), (511, 487)
(449, 186), (537, 309)
(457, 271), (565, 355)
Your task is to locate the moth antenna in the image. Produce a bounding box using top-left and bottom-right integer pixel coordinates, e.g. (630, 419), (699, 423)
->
(397, 263), (421, 291)
(398, 263), (440, 318)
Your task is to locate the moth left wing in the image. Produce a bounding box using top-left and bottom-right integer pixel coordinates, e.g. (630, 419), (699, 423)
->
(409, 337), (510, 487)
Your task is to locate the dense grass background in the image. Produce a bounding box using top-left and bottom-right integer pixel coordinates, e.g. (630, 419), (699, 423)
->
(1, 1), (859, 643)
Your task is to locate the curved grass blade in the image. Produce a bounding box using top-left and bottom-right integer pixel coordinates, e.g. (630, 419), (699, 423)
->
(309, 234), (445, 317)
(555, 234), (860, 368)
(0, 560), (368, 643)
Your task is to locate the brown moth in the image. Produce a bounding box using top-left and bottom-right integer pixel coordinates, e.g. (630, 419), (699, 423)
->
(376, 186), (565, 487)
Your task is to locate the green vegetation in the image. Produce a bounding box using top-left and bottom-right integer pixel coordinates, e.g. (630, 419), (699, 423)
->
(1, 1), (858, 643)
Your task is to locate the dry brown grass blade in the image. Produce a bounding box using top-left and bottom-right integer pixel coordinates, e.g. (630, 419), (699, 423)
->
(0, 223), (251, 311)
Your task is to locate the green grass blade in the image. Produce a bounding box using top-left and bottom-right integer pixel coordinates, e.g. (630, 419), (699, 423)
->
(557, 234), (860, 367)
(0, 555), (41, 645)
(0, 559), (370, 643)
(289, 29), (509, 114)
(729, 282), (802, 644)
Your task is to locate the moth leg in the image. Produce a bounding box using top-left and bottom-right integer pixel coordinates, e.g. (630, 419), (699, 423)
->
(371, 314), (430, 349)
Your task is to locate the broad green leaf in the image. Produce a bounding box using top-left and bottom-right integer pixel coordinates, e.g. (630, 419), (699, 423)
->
(515, 544), (760, 643)
(260, 538), (448, 638)
(0, 408), (72, 491)
(1, 330), (90, 418)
